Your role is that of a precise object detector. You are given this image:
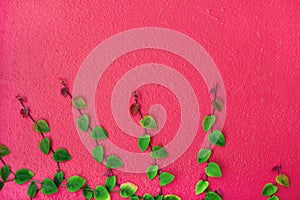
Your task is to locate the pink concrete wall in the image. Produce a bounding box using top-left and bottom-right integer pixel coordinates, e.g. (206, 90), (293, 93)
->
(0, 0), (299, 199)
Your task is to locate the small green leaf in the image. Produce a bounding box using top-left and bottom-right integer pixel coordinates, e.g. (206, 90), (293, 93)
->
(262, 183), (278, 196)
(197, 148), (211, 164)
(94, 185), (110, 200)
(52, 148), (71, 162)
(195, 180), (209, 195)
(120, 182), (138, 198)
(212, 99), (223, 112)
(130, 196), (139, 200)
(39, 138), (50, 155)
(92, 146), (104, 163)
(41, 178), (58, 195)
(54, 171), (64, 186)
(0, 144), (10, 157)
(150, 146), (168, 159)
(14, 168), (34, 184)
(202, 115), (216, 132)
(208, 130), (225, 147)
(67, 175), (86, 192)
(138, 134), (151, 152)
(90, 126), (108, 140)
(72, 97), (87, 109)
(140, 115), (157, 130)
(82, 185), (93, 200)
(276, 174), (290, 187)
(205, 192), (222, 200)
(33, 119), (50, 133)
(268, 196), (279, 200)
(77, 115), (89, 132)
(164, 194), (181, 200)
(205, 162), (222, 177)
(105, 175), (116, 192)
(27, 182), (37, 198)
(146, 165), (158, 180)
(154, 195), (163, 200)
(0, 165), (10, 181)
(105, 156), (123, 169)
(0, 181), (4, 191)
(159, 172), (175, 186)
(143, 193), (154, 200)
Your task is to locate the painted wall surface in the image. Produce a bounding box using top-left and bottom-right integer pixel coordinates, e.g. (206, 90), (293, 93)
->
(0, 0), (299, 199)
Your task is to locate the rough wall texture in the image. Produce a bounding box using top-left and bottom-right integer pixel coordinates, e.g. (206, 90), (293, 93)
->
(0, 0), (299, 199)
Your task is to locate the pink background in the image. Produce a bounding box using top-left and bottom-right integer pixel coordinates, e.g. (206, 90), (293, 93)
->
(1, 0), (299, 199)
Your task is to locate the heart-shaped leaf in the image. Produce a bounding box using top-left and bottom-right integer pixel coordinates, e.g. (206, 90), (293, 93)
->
(202, 115), (216, 132)
(27, 182), (37, 198)
(92, 146), (104, 163)
(0, 144), (10, 157)
(154, 195), (163, 200)
(54, 171), (64, 186)
(262, 183), (278, 196)
(205, 162), (222, 177)
(195, 180), (209, 195)
(82, 184), (93, 200)
(120, 182), (138, 198)
(140, 115), (157, 130)
(205, 192), (222, 200)
(197, 148), (211, 164)
(72, 97), (87, 109)
(14, 169), (34, 184)
(67, 175), (86, 192)
(94, 185), (110, 200)
(130, 196), (139, 200)
(208, 130), (225, 147)
(268, 196), (279, 200)
(0, 166), (10, 181)
(150, 146), (168, 159)
(52, 148), (71, 162)
(105, 175), (116, 192)
(276, 174), (290, 187)
(90, 126), (108, 140)
(77, 115), (89, 132)
(105, 156), (123, 169)
(39, 138), (50, 155)
(164, 194), (181, 200)
(159, 172), (175, 186)
(138, 134), (151, 152)
(146, 165), (158, 180)
(41, 178), (58, 195)
(33, 119), (50, 133)
(143, 194), (154, 200)
(212, 99), (223, 112)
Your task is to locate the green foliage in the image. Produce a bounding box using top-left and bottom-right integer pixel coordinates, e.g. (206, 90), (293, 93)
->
(138, 134), (151, 152)
(208, 130), (225, 147)
(146, 165), (158, 180)
(14, 168), (34, 184)
(105, 175), (116, 192)
(54, 171), (64, 186)
(52, 148), (71, 162)
(105, 156), (123, 169)
(72, 97), (87, 109)
(268, 196), (279, 200)
(276, 174), (290, 187)
(159, 172), (175, 186)
(130, 196), (139, 200)
(39, 138), (50, 154)
(77, 115), (89, 132)
(205, 192), (222, 200)
(27, 182), (38, 198)
(154, 195), (163, 200)
(92, 146), (104, 163)
(0, 144), (10, 157)
(90, 126), (108, 140)
(262, 183), (278, 196)
(143, 193), (154, 200)
(0, 165), (10, 181)
(205, 162), (222, 177)
(33, 119), (50, 133)
(0, 181), (4, 191)
(164, 194), (181, 200)
(41, 178), (58, 195)
(82, 185), (93, 200)
(67, 175), (86, 192)
(140, 115), (157, 130)
(120, 182), (138, 198)
(202, 115), (216, 132)
(197, 148), (211, 164)
(150, 146), (168, 159)
(94, 185), (110, 200)
(195, 180), (209, 195)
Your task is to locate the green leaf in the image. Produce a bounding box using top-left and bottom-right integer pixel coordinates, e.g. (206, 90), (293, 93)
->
(0, 181), (4, 191)
(164, 194), (181, 200)
(146, 165), (158, 180)
(138, 134), (151, 152)
(205, 162), (222, 177)
(197, 148), (211, 164)
(130, 196), (139, 200)
(94, 185), (110, 200)
(52, 148), (71, 162)
(41, 178), (58, 195)
(276, 174), (290, 187)
(195, 180), (209, 195)
(92, 146), (104, 163)
(202, 115), (216, 132)
(205, 192), (222, 200)
(159, 172), (175, 186)
(0, 144), (10, 157)
(143, 193), (154, 200)
(140, 115), (157, 130)
(39, 138), (50, 155)
(14, 168), (34, 184)
(54, 171), (64, 186)
(262, 183), (278, 196)
(77, 115), (89, 132)
(0, 165), (10, 181)
(72, 97), (87, 109)
(154, 195), (163, 200)
(120, 182), (138, 198)
(33, 119), (50, 133)
(27, 182), (37, 198)
(105, 175), (116, 192)
(268, 196), (279, 200)
(82, 185), (93, 200)
(105, 156), (123, 169)
(150, 146), (168, 159)
(208, 130), (225, 147)
(67, 175), (86, 192)
(212, 99), (223, 112)
(90, 126), (108, 140)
